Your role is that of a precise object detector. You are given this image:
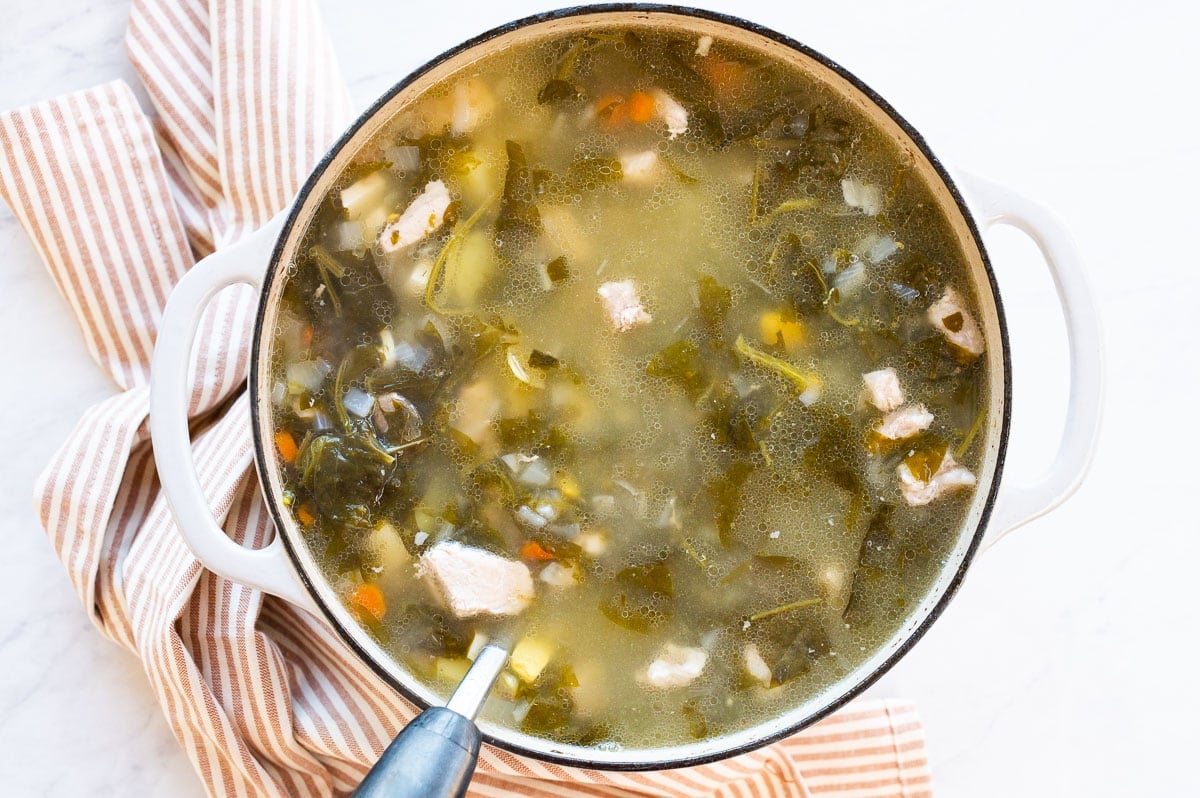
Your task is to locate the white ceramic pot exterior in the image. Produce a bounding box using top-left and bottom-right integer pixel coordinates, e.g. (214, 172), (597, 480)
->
(148, 5), (1103, 770)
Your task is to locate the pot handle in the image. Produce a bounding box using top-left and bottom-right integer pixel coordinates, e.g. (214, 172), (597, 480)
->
(956, 172), (1104, 549)
(149, 210), (318, 613)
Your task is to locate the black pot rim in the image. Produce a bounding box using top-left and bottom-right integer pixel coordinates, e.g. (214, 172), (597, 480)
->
(249, 2), (1012, 772)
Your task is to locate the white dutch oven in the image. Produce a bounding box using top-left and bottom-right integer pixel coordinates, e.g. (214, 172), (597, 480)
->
(149, 3), (1103, 775)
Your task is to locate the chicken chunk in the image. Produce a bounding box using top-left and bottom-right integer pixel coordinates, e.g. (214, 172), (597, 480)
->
(743, 643), (772, 688)
(650, 89), (688, 139)
(619, 150), (659, 182)
(874, 403), (934, 441)
(538, 561), (579, 588)
(863, 367), (905, 412)
(897, 451), (977, 506)
(378, 180), (451, 254)
(597, 280), (653, 331)
(637, 644), (708, 689)
(927, 288), (985, 358)
(417, 541), (534, 618)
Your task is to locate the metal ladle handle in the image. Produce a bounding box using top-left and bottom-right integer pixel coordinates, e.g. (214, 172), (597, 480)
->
(353, 644), (509, 798)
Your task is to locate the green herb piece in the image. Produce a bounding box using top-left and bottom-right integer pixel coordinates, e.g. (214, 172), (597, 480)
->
(646, 340), (707, 400)
(395, 604), (470, 658)
(734, 335), (817, 394)
(681, 700), (709, 739)
(528, 350), (560, 369)
(564, 157), (624, 191)
(298, 432), (390, 523)
(696, 275), (731, 334)
(521, 692), (574, 735)
(892, 252), (943, 304)
(707, 460), (754, 546)
(903, 440), (948, 482)
(496, 141), (543, 262)
(659, 151), (699, 184)
(955, 403), (987, 458)
(308, 245), (345, 316)
(537, 78), (579, 105)
(770, 197), (820, 216)
(599, 562), (674, 633)
(748, 597), (822, 623)
(825, 287), (860, 327)
(545, 256), (570, 283)
(770, 625), (831, 686)
(517, 660), (580, 735)
(425, 192), (498, 315)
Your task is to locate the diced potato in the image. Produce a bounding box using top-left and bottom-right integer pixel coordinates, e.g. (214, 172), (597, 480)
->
(444, 230), (493, 309)
(367, 521), (410, 573)
(758, 311), (806, 352)
(494, 670), (521, 700)
(571, 661), (607, 715)
(743, 643), (772, 688)
(435, 657), (473, 684)
(458, 141), (502, 208)
(510, 636), (556, 683)
(339, 170), (390, 219)
(554, 471), (582, 501)
(450, 78), (496, 137)
(448, 378), (500, 450)
(818, 563), (852, 610)
(574, 530), (608, 556)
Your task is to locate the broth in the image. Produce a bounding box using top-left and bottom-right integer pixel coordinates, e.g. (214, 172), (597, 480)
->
(267, 23), (989, 750)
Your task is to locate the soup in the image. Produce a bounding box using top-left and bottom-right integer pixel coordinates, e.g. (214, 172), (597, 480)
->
(267, 23), (989, 750)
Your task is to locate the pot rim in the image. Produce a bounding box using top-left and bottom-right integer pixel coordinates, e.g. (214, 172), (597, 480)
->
(249, 2), (1012, 771)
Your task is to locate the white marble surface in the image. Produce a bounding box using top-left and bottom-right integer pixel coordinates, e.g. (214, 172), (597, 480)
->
(1, 1), (1196, 795)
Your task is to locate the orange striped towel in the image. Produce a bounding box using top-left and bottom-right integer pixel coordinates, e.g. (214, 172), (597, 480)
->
(0, 1), (933, 796)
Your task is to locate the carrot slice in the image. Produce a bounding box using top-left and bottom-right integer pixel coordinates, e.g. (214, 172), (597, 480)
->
(699, 57), (748, 95)
(301, 324), (314, 348)
(274, 431), (300, 464)
(594, 93), (627, 127)
(296, 505), (316, 526)
(520, 540), (556, 561)
(625, 91), (656, 124)
(351, 583), (387, 622)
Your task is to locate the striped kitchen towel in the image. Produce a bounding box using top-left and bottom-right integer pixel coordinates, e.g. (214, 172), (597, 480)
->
(0, 1), (932, 796)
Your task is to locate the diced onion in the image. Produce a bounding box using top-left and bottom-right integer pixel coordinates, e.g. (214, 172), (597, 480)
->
(342, 387), (374, 417)
(384, 145), (420, 174)
(841, 178), (883, 216)
(832, 261), (866, 297)
(856, 233), (900, 264)
(327, 219), (365, 253)
(393, 341), (429, 373)
(516, 505), (548, 529)
(286, 360), (330, 393)
(519, 458), (552, 487)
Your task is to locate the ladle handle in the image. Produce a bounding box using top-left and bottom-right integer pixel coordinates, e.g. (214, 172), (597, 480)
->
(353, 643), (508, 798)
(352, 707), (481, 798)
